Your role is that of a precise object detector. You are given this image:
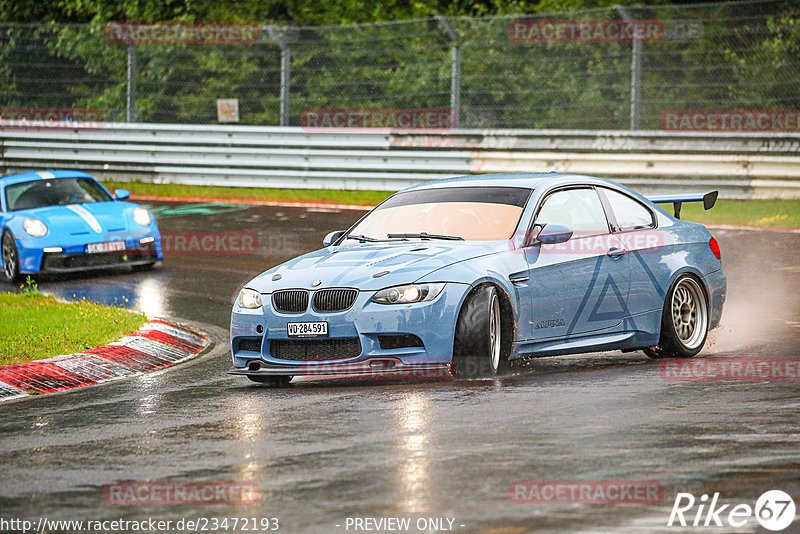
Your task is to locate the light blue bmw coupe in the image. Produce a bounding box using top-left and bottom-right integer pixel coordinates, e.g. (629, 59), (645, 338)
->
(230, 173), (726, 385)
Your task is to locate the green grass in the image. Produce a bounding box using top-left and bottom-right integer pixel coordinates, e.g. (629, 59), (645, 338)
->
(103, 181), (391, 207)
(0, 291), (147, 365)
(680, 199), (800, 228)
(104, 181), (800, 229)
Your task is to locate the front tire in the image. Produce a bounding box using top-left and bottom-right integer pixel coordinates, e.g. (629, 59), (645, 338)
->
(247, 375), (293, 387)
(453, 285), (508, 378)
(2, 231), (21, 283)
(644, 274), (708, 359)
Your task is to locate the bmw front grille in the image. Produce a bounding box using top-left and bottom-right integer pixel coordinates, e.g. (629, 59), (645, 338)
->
(312, 288), (358, 313)
(272, 290), (309, 314)
(272, 288), (358, 314)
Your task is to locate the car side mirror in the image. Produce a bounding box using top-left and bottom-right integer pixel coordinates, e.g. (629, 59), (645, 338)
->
(323, 230), (345, 247)
(114, 189), (130, 201)
(534, 223), (573, 245)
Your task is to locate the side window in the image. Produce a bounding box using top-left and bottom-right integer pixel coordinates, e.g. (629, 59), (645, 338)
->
(601, 188), (655, 231)
(535, 188), (610, 237)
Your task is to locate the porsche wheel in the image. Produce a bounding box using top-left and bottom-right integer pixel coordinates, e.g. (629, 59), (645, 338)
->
(2, 231), (21, 283)
(644, 274), (708, 359)
(453, 285), (508, 378)
(247, 375), (293, 387)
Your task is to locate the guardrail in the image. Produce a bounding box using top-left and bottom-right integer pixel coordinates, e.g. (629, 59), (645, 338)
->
(2, 123), (799, 198)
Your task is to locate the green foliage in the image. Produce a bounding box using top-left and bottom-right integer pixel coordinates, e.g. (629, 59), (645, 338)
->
(723, 8), (800, 108)
(20, 275), (38, 295)
(1, 1), (798, 128)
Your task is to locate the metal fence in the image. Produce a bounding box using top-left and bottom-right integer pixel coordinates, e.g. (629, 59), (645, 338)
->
(1, 0), (798, 130)
(2, 124), (799, 198)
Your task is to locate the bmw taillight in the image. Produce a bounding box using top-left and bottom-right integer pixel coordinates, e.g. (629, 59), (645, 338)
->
(709, 237), (721, 260)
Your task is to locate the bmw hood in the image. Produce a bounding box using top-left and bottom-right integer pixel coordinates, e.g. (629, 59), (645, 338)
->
(14, 201), (136, 237)
(248, 240), (507, 293)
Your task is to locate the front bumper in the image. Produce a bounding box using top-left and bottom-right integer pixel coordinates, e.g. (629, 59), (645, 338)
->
(17, 233), (163, 274)
(230, 282), (470, 376)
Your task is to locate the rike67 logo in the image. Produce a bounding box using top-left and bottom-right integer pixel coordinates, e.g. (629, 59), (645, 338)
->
(667, 490), (796, 531)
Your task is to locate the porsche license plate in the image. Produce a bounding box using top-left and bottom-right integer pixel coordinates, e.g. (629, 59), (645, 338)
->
(288, 321), (328, 338)
(86, 241), (126, 254)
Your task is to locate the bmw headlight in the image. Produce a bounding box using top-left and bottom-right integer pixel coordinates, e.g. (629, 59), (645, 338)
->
(23, 217), (48, 237)
(372, 283), (445, 305)
(238, 288), (263, 309)
(133, 207), (152, 227)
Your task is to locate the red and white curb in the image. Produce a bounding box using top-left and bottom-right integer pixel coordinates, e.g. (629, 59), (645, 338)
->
(0, 319), (209, 402)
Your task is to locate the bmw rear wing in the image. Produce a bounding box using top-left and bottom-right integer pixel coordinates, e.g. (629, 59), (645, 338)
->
(647, 191), (718, 219)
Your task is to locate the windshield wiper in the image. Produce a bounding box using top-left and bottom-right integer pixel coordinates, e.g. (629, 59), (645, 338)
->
(387, 232), (463, 241)
(345, 234), (379, 242)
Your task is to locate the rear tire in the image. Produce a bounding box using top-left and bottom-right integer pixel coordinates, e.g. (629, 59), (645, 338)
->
(2, 231), (21, 284)
(453, 285), (509, 378)
(247, 375), (293, 387)
(644, 274), (708, 359)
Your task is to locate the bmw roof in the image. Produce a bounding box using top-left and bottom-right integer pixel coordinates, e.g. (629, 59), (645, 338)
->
(0, 170), (94, 187)
(402, 172), (616, 192)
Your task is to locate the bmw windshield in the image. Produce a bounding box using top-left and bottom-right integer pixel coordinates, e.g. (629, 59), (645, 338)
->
(5, 177), (113, 211)
(345, 186), (531, 242)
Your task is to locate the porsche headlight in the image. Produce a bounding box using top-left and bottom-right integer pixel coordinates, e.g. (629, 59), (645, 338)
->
(133, 207), (152, 227)
(372, 283), (445, 305)
(23, 217), (48, 237)
(238, 288), (263, 309)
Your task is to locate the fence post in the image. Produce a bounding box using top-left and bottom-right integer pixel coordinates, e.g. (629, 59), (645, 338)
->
(614, 5), (641, 130)
(267, 26), (293, 127)
(126, 44), (137, 123)
(435, 15), (461, 128)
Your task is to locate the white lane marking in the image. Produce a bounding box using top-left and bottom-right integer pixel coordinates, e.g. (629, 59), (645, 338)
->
(66, 204), (102, 233)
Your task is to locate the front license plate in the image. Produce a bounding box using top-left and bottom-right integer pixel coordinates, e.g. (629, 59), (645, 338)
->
(288, 321), (328, 338)
(86, 241), (126, 254)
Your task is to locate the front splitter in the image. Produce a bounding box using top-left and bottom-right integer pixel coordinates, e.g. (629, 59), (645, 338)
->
(229, 359), (453, 381)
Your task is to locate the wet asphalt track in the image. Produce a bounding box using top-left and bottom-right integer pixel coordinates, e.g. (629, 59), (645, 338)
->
(0, 202), (798, 534)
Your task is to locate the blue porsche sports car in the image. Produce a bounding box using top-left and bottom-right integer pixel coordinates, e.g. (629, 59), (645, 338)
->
(1, 170), (162, 282)
(230, 173), (726, 385)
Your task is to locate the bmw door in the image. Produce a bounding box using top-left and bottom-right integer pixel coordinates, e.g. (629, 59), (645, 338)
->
(523, 186), (631, 340)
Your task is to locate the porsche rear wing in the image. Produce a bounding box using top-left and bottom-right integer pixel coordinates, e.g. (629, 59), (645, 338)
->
(647, 191), (718, 219)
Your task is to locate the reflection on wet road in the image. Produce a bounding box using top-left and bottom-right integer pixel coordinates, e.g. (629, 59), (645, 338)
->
(0, 202), (798, 533)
